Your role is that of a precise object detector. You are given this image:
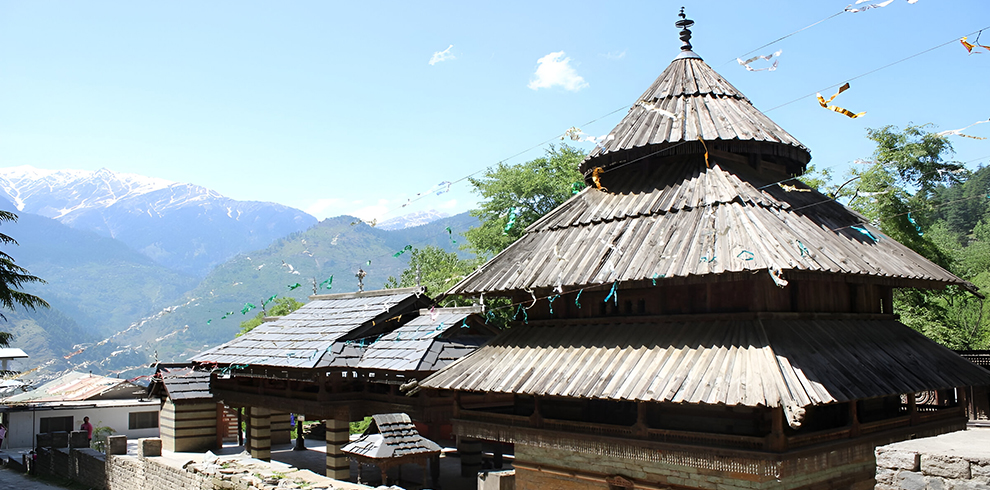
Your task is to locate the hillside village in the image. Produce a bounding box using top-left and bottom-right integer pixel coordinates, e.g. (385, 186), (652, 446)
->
(2, 8), (990, 490)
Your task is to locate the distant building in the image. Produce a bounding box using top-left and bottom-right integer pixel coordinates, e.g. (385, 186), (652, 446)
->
(1, 371), (159, 449)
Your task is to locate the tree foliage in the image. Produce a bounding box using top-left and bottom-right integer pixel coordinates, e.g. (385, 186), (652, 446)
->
(814, 125), (989, 349)
(463, 144), (586, 258)
(384, 246), (477, 306)
(237, 297), (304, 337)
(0, 210), (49, 346)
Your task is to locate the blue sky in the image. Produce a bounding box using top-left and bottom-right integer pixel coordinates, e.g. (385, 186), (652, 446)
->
(1, 0), (988, 222)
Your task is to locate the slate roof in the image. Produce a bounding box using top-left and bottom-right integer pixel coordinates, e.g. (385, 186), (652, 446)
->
(447, 158), (971, 296)
(191, 287), (429, 369)
(581, 48), (810, 175)
(355, 307), (493, 373)
(3, 371), (142, 404)
(148, 365), (213, 402)
(342, 413), (441, 460)
(421, 317), (990, 409)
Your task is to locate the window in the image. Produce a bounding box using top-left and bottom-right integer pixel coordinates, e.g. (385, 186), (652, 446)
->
(40, 416), (74, 433)
(128, 411), (159, 430)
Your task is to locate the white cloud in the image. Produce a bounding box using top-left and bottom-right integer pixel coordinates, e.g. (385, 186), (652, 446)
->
(437, 199), (458, 210)
(304, 198), (341, 218)
(528, 51), (588, 92)
(602, 50), (626, 60)
(429, 45), (455, 65)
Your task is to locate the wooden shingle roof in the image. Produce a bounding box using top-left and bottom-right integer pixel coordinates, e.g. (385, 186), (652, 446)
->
(447, 158), (972, 296)
(191, 287), (429, 369)
(421, 316), (990, 409)
(147, 365), (213, 402)
(342, 413), (441, 459)
(581, 51), (810, 175)
(355, 307), (494, 373)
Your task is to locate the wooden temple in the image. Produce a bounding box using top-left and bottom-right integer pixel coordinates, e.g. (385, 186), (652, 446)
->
(420, 11), (990, 490)
(189, 286), (495, 482)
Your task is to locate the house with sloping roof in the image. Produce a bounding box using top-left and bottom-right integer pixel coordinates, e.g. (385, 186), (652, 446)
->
(420, 10), (990, 490)
(1, 371), (159, 449)
(190, 287), (495, 483)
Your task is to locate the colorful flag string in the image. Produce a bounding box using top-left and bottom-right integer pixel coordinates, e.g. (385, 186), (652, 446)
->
(937, 119), (989, 140)
(320, 276), (333, 290)
(737, 50), (781, 71)
(592, 167), (607, 191)
(503, 207), (519, 234)
(445, 226), (457, 245)
(241, 303), (256, 315)
(817, 82), (865, 119)
(393, 245), (413, 258)
(287, 283), (302, 290)
(960, 35), (990, 54)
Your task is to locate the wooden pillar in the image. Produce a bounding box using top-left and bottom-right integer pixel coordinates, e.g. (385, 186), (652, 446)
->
(325, 418), (350, 480)
(766, 407), (787, 452)
(430, 453), (441, 489)
(632, 402), (648, 437)
(908, 393), (920, 425)
(237, 408), (244, 446)
(457, 438), (482, 477)
(530, 396), (543, 428)
(849, 401), (861, 437)
(247, 407), (271, 461)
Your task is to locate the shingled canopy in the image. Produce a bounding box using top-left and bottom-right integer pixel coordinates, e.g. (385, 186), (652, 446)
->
(147, 364), (213, 402)
(356, 306), (496, 376)
(192, 287), (430, 369)
(342, 412), (441, 487)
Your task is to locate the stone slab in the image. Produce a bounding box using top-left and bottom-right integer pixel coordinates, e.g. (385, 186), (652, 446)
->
(880, 429), (990, 461)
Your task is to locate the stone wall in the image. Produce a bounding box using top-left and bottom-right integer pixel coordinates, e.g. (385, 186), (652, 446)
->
(875, 429), (990, 489)
(515, 443), (877, 490)
(34, 447), (107, 490)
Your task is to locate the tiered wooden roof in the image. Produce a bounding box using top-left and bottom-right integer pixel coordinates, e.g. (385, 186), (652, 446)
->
(447, 157), (972, 295)
(424, 16), (990, 407)
(422, 316), (990, 407)
(147, 365), (213, 402)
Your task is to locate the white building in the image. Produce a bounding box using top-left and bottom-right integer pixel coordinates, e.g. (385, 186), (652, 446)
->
(1, 371), (160, 449)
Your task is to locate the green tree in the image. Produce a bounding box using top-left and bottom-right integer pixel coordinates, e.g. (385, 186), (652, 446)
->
(384, 246), (476, 305)
(237, 297), (304, 337)
(830, 125), (988, 349)
(0, 210), (49, 346)
(464, 144), (585, 258)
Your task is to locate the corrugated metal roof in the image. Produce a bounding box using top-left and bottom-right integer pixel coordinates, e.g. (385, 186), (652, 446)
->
(2, 371), (141, 404)
(581, 55), (810, 175)
(447, 159), (970, 295)
(191, 287), (429, 368)
(421, 317), (990, 408)
(342, 413), (441, 459)
(355, 309), (492, 372)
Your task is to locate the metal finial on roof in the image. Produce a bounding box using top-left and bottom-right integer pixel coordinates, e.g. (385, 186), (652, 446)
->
(356, 268), (367, 292)
(675, 7), (694, 51)
(673, 8), (701, 60)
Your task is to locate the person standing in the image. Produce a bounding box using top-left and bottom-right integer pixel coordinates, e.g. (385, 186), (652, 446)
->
(80, 417), (93, 444)
(0, 422), (7, 449)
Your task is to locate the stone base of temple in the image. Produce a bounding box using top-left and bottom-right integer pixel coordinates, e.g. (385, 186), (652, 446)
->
(458, 415), (967, 490)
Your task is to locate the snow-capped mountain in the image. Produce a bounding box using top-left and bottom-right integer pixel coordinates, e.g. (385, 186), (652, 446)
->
(377, 210), (451, 230)
(0, 166), (317, 277)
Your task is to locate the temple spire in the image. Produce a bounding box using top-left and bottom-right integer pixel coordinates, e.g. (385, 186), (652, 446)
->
(673, 8), (701, 60)
(676, 7), (693, 51)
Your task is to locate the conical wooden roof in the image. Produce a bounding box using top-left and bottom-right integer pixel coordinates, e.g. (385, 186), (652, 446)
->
(580, 40), (809, 178)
